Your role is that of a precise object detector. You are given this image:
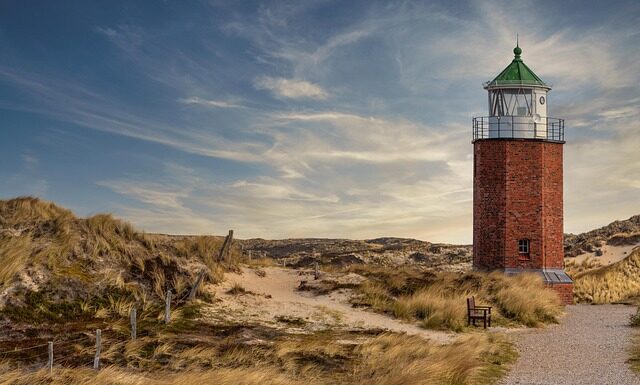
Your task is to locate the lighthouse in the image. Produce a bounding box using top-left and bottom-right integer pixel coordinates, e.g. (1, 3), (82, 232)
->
(472, 43), (573, 304)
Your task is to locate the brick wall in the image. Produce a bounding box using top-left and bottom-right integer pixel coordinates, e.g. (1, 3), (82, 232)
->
(473, 139), (564, 271)
(473, 141), (507, 269)
(548, 282), (574, 305)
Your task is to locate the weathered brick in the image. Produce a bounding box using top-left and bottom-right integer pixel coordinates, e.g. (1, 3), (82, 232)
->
(547, 283), (574, 305)
(473, 139), (572, 303)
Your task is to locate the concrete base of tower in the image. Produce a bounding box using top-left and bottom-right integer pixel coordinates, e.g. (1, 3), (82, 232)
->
(504, 268), (574, 305)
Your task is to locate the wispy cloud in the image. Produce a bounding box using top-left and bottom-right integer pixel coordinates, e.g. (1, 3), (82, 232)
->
(2, 0), (639, 243)
(254, 77), (328, 99)
(179, 96), (247, 109)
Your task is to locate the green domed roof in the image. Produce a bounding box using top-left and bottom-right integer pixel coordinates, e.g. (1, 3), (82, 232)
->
(485, 45), (548, 88)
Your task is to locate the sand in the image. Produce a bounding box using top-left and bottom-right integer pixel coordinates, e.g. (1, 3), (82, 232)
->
(208, 266), (453, 344)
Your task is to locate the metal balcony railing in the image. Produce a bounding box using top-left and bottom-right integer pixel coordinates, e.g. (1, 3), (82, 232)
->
(472, 116), (564, 142)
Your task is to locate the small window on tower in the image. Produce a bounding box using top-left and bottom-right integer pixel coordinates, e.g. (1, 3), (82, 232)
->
(518, 239), (530, 255)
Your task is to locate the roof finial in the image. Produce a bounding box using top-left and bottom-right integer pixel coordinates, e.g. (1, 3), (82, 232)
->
(513, 33), (522, 60)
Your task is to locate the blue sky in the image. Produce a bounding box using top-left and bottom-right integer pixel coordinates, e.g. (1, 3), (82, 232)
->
(1, 0), (639, 243)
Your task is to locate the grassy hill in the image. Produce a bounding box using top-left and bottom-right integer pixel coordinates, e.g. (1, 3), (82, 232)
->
(573, 248), (640, 304)
(0, 197), (238, 323)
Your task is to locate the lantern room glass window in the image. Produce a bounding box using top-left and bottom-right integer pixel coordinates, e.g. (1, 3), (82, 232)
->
(489, 88), (533, 117)
(518, 239), (530, 254)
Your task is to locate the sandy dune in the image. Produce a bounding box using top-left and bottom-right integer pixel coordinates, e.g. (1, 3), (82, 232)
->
(573, 242), (640, 266)
(209, 266), (453, 344)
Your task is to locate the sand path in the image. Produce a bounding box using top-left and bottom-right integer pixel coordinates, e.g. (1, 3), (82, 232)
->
(216, 267), (453, 344)
(501, 305), (640, 385)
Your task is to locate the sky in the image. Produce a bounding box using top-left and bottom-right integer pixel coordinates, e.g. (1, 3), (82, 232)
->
(0, 0), (639, 244)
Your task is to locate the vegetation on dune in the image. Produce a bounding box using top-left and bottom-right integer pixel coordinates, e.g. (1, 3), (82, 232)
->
(564, 256), (602, 277)
(573, 249), (640, 304)
(0, 329), (516, 385)
(347, 266), (562, 330)
(0, 197), (525, 384)
(0, 197), (239, 323)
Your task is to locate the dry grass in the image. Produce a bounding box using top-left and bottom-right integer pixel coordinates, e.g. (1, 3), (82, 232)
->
(226, 282), (248, 295)
(0, 197), (238, 323)
(0, 329), (516, 385)
(393, 288), (468, 331)
(564, 256), (602, 277)
(352, 268), (562, 329)
(573, 249), (640, 304)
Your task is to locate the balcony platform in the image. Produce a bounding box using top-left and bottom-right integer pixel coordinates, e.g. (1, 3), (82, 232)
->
(472, 116), (564, 143)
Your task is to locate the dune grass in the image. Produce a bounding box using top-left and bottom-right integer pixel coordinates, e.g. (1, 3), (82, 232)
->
(0, 330), (516, 385)
(564, 256), (602, 277)
(0, 197), (239, 323)
(573, 249), (640, 304)
(351, 268), (562, 330)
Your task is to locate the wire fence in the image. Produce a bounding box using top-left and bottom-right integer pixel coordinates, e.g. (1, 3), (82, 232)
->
(0, 290), (175, 371)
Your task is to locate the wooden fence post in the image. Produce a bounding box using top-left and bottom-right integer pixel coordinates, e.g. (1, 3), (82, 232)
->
(48, 341), (53, 374)
(188, 270), (205, 301)
(217, 230), (234, 262)
(130, 308), (137, 340)
(314, 262), (319, 280)
(94, 329), (101, 370)
(226, 230), (234, 262)
(165, 290), (172, 324)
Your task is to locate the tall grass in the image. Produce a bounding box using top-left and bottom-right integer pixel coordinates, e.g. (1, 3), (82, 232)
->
(0, 331), (516, 385)
(393, 287), (467, 331)
(573, 249), (640, 303)
(0, 197), (238, 322)
(354, 269), (562, 330)
(564, 256), (602, 277)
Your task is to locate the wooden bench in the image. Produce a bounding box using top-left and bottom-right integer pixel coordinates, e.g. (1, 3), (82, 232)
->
(467, 296), (492, 329)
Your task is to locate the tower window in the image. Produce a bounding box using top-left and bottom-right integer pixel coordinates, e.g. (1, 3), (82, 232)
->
(518, 239), (530, 255)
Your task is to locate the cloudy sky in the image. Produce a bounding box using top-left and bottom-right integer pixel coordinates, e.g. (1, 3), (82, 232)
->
(1, 1), (639, 243)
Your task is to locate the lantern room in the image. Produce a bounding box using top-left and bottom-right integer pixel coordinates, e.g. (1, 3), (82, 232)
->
(473, 44), (564, 142)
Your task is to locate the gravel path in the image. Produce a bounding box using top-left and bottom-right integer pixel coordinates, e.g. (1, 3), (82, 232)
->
(502, 305), (640, 385)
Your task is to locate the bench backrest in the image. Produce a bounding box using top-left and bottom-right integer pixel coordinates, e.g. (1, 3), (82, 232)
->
(467, 296), (475, 311)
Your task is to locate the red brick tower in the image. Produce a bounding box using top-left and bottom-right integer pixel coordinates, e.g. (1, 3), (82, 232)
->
(472, 44), (573, 304)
